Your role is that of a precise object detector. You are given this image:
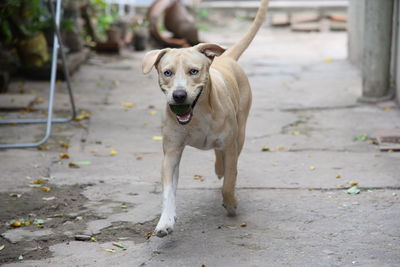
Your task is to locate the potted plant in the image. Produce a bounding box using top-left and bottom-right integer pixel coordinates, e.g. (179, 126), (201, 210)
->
(0, 0), (51, 67)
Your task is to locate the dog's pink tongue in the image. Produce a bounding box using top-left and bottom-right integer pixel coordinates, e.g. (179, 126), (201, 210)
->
(178, 113), (190, 121)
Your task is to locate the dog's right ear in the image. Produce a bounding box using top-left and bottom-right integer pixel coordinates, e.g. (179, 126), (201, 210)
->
(142, 49), (170, 74)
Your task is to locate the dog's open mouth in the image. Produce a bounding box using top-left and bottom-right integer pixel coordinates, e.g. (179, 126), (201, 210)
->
(169, 86), (203, 125)
(176, 109), (193, 125)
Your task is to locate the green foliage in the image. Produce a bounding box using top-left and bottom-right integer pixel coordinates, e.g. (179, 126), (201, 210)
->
(0, 0), (51, 44)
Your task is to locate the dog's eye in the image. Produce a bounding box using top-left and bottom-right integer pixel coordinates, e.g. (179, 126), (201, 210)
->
(189, 69), (199, 75)
(163, 70), (173, 77)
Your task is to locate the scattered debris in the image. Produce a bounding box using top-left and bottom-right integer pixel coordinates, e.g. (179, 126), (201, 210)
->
(123, 102), (135, 111)
(335, 174), (341, 179)
(9, 193), (22, 198)
(152, 136), (163, 141)
(353, 134), (369, 141)
(120, 205), (128, 209)
(32, 179), (46, 184)
(75, 110), (91, 121)
(110, 148), (118, 156)
(90, 237), (97, 242)
(33, 219), (44, 226)
(149, 110), (157, 115)
(346, 186), (361, 195)
(146, 231), (153, 240)
(325, 57), (332, 63)
(271, 162), (278, 166)
(136, 155), (143, 160)
(349, 181), (358, 186)
(112, 242), (126, 249)
(0, 245), (5, 252)
(42, 196), (56, 201)
(105, 248), (116, 253)
(193, 174), (204, 182)
(68, 162), (80, 168)
(60, 142), (70, 149)
(75, 161), (91, 165)
(277, 146), (285, 151)
(309, 166), (316, 171)
(75, 234), (92, 241)
(240, 222), (247, 228)
(18, 255), (23, 261)
(59, 153), (70, 159)
(261, 146), (270, 152)
(40, 186), (51, 192)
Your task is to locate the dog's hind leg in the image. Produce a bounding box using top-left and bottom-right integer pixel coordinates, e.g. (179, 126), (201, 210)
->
(221, 144), (238, 216)
(214, 149), (224, 179)
(155, 144), (184, 237)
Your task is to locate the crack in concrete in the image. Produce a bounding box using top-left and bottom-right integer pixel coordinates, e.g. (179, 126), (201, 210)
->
(177, 186), (400, 191)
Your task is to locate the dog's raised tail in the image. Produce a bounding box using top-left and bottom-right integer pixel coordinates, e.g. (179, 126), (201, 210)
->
(224, 0), (269, 61)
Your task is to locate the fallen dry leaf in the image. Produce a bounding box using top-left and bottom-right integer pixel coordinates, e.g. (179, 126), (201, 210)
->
(59, 153), (69, 159)
(32, 179), (46, 184)
(240, 222), (247, 227)
(40, 186), (51, 192)
(148, 105), (155, 109)
(105, 248), (116, 253)
(272, 162), (278, 166)
(68, 162), (79, 168)
(110, 148), (118, 156)
(0, 245), (5, 251)
(383, 107), (392, 111)
(336, 174), (341, 179)
(261, 146), (270, 152)
(349, 181), (358, 186)
(146, 231), (153, 240)
(60, 142), (70, 149)
(277, 146), (285, 151)
(35, 97), (45, 104)
(9, 220), (21, 227)
(75, 110), (91, 121)
(122, 102), (135, 111)
(193, 174), (204, 182)
(309, 166), (316, 171)
(136, 155), (143, 160)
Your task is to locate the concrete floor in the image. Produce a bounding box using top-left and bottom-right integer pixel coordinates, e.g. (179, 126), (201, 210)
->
(1, 25), (400, 266)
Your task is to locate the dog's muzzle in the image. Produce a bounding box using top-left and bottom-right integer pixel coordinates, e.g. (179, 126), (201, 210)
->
(169, 86), (203, 125)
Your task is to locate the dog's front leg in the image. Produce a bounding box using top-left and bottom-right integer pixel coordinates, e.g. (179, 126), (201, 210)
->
(155, 144), (184, 237)
(222, 144), (239, 216)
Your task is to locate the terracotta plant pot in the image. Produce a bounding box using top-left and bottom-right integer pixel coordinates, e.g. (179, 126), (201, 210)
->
(106, 27), (122, 42)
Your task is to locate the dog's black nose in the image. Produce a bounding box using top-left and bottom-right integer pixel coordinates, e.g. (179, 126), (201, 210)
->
(172, 90), (187, 103)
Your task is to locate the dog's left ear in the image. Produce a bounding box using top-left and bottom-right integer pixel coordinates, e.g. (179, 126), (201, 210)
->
(195, 43), (226, 60)
(142, 49), (170, 74)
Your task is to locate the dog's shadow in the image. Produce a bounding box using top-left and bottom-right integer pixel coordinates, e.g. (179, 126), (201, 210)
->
(148, 188), (255, 255)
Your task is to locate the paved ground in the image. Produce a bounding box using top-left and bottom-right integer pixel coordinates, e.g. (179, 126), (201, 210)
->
(1, 23), (400, 266)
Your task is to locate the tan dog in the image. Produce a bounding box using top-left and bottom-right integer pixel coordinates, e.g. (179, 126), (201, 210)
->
(142, 0), (269, 237)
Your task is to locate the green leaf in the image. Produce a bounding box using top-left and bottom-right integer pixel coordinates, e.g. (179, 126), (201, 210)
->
(346, 186), (361, 195)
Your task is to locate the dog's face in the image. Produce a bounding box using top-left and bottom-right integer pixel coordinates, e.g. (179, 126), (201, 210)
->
(142, 43), (225, 125)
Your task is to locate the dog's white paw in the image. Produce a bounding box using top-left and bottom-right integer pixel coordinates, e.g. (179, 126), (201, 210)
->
(154, 215), (175, 238)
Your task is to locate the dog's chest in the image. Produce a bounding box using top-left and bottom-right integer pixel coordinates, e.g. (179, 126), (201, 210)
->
(186, 115), (227, 150)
